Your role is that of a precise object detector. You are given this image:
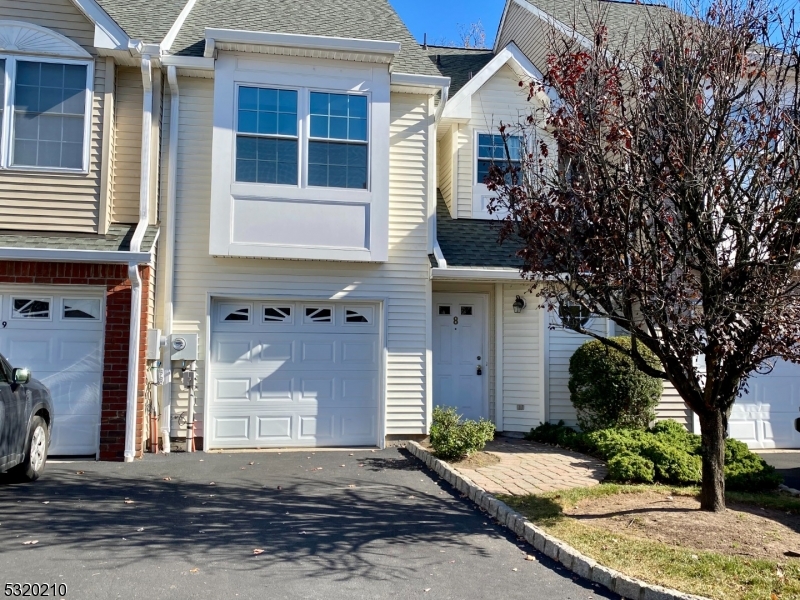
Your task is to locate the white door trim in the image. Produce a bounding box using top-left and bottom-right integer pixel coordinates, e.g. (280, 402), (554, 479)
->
(432, 292), (490, 420)
(202, 292), (387, 451)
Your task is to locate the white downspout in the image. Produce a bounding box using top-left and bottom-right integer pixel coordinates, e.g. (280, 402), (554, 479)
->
(161, 65), (180, 454)
(124, 54), (153, 462)
(432, 84), (450, 270)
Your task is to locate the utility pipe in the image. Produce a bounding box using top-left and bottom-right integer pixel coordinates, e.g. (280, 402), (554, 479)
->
(161, 65), (181, 454)
(123, 54), (153, 462)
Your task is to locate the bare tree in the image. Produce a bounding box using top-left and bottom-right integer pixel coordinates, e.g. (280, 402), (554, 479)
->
(431, 20), (488, 49)
(487, 0), (800, 511)
(459, 20), (487, 49)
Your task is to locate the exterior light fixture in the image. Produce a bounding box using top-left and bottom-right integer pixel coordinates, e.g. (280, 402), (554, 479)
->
(513, 295), (526, 314)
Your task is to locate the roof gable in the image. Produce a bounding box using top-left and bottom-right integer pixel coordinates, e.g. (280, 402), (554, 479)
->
(441, 42), (542, 120)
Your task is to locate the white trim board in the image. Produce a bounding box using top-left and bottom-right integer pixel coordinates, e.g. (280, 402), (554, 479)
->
(0, 248), (152, 264)
(68, 0), (131, 51)
(431, 267), (524, 281)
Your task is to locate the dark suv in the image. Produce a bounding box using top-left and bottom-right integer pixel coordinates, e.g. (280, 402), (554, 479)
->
(0, 353), (53, 480)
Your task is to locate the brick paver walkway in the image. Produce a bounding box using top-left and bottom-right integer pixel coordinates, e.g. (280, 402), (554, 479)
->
(454, 437), (607, 496)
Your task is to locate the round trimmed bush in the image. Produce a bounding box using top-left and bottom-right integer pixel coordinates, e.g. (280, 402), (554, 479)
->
(569, 336), (663, 431)
(608, 452), (655, 483)
(430, 406), (495, 461)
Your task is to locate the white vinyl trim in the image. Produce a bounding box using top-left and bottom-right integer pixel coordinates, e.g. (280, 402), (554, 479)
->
(390, 72), (451, 89)
(161, 0), (199, 52)
(431, 267), (523, 280)
(0, 248), (151, 263)
(69, 0), (131, 50)
(205, 28), (401, 58)
(0, 53), (94, 174)
(494, 283), (504, 430)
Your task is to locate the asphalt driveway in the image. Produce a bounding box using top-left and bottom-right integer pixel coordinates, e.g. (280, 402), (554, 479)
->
(0, 447), (610, 600)
(758, 450), (800, 490)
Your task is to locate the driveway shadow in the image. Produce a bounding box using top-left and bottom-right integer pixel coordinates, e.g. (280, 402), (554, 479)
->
(0, 456), (493, 583)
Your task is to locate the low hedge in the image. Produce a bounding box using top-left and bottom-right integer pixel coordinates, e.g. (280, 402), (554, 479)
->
(526, 419), (782, 491)
(430, 406), (495, 461)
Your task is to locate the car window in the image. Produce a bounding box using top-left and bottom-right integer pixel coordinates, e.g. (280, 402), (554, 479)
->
(0, 356), (11, 383)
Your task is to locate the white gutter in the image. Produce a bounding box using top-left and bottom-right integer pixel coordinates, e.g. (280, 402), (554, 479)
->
(431, 267), (523, 280)
(124, 54), (154, 463)
(434, 84), (450, 123)
(160, 55), (215, 71)
(161, 65), (181, 453)
(0, 248), (150, 263)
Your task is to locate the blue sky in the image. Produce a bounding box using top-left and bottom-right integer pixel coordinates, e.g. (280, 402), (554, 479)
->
(389, 0), (506, 48)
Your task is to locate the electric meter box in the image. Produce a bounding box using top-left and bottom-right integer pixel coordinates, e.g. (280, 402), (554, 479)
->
(170, 334), (199, 361)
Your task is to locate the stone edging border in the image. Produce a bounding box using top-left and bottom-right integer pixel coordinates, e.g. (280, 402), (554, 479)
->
(779, 484), (800, 497)
(406, 441), (711, 600)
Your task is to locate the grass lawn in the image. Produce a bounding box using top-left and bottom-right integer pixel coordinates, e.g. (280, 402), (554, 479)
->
(500, 484), (800, 600)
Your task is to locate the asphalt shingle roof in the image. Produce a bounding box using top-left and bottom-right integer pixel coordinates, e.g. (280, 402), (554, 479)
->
(96, 0), (188, 43)
(435, 193), (523, 269)
(522, 0), (674, 57)
(0, 225), (159, 253)
(421, 46), (495, 96)
(169, 0), (439, 76)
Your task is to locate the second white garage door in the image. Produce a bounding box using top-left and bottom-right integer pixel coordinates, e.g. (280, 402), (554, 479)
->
(0, 286), (104, 456)
(208, 299), (381, 449)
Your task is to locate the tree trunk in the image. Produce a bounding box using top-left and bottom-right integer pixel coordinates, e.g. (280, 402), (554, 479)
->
(698, 410), (727, 512)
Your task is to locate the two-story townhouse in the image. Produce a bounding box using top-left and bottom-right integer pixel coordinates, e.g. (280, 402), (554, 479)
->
(0, 0), (196, 460)
(147, 0), (450, 452)
(482, 0), (800, 449)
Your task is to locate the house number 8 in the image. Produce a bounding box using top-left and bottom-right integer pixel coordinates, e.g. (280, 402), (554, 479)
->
(453, 317), (459, 325)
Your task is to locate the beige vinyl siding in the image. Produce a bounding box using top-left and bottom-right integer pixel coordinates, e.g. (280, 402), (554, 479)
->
(501, 283), (542, 431)
(496, 1), (553, 75)
(657, 382), (693, 429)
(433, 281), (496, 422)
(110, 67), (144, 224)
(0, 0), (95, 51)
(547, 311), (612, 426)
(0, 58), (106, 233)
(454, 64), (535, 219)
(437, 125), (453, 214)
(164, 78), (432, 438)
(456, 125), (471, 217)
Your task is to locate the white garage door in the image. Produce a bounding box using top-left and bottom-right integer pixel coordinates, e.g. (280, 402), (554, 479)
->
(208, 299), (381, 449)
(0, 286), (104, 455)
(730, 360), (800, 449)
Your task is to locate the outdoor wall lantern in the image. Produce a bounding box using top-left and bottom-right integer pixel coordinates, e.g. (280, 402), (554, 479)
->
(513, 295), (526, 314)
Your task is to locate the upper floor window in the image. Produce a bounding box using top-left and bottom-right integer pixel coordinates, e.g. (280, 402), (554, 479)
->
(477, 133), (522, 185)
(233, 85), (369, 190)
(309, 92), (368, 189)
(236, 86), (298, 185)
(0, 56), (91, 172)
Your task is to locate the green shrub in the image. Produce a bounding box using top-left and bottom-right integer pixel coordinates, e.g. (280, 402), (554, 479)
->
(429, 406), (495, 461)
(525, 420), (781, 491)
(723, 439), (782, 492)
(568, 337), (663, 431)
(608, 452), (655, 483)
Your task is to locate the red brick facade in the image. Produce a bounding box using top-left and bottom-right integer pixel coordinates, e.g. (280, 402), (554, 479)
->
(0, 260), (151, 461)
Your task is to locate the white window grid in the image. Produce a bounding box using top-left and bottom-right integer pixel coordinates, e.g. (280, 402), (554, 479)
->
(0, 54), (94, 174)
(233, 83), (371, 192)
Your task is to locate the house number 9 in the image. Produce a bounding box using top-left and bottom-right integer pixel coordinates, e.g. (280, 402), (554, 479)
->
(453, 317), (459, 325)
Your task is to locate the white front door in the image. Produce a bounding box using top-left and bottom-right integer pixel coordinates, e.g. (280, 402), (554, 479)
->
(0, 286), (105, 456)
(433, 293), (487, 421)
(208, 299), (381, 449)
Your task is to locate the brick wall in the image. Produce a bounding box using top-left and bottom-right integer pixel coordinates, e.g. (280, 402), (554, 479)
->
(0, 261), (151, 461)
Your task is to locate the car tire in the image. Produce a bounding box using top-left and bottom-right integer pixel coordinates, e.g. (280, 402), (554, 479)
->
(18, 416), (49, 481)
